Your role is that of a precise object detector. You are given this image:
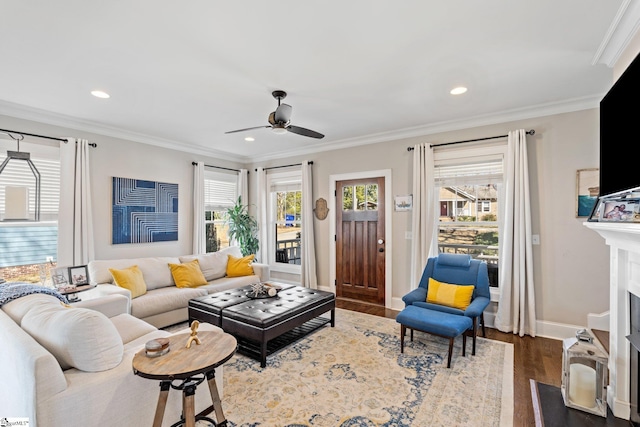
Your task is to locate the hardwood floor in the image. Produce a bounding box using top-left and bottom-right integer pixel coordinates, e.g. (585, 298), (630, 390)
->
(336, 298), (563, 427)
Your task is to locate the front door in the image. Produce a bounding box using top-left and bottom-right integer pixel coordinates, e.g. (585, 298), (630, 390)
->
(335, 177), (385, 305)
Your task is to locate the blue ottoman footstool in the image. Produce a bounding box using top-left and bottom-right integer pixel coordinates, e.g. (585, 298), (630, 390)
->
(396, 305), (473, 368)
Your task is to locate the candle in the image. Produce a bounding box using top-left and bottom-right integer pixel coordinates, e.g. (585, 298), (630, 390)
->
(569, 363), (597, 408)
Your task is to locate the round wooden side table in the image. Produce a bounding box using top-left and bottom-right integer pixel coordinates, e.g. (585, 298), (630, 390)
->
(133, 330), (237, 427)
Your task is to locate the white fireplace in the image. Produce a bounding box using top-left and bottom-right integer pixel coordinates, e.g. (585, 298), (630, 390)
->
(584, 221), (640, 421)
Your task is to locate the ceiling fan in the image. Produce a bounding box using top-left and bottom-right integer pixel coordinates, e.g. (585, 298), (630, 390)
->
(225, 90), (324, 139)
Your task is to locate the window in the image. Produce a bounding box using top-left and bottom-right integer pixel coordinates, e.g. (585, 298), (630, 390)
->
(203, 169), (238, 253)
(434, 145), (504, 287)
(267, 170), (302, 268)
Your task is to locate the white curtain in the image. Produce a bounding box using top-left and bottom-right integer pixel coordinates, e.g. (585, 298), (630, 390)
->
(301, 161), (318, 289)
(57, 138), (94, 266)
(410, 143), (438, 284)
(256, 167), (269, 264)
(495, 129), (536, 337)
(192, 161), (205, 255)
(238, 168), (248, 206)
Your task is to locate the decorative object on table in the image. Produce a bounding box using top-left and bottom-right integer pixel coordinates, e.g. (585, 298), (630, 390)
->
(186, 320), (201, 348)
(561, 330), (608, 417)
(394, 195), (413, 211)
(145, 338), (170, 358)
(314, 197), (329, 220)
(38, 263), (50, 287)
(68, 265), (89, 286)
(225, 196), (259, 257)
(247, 282), (280, 298)
(576, 168), (599, 217)
(112, 177), (178, 244)
(51, 266), (70, 288)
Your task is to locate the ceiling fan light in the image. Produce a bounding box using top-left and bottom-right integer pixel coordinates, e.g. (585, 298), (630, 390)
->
(272, 127), (287, 135)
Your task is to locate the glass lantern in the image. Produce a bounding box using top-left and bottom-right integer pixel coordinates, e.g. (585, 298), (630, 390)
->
(561, 334), (609, 417)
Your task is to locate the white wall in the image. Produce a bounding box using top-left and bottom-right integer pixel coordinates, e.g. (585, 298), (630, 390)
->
(1, 106), (612, 336)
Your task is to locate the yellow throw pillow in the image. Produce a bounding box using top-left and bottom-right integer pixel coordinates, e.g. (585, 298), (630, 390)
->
(109, 265), (147, 299)
(168, 259), (208, 288)
(226, 254), (255, 277)
(426, 277), (474, 310)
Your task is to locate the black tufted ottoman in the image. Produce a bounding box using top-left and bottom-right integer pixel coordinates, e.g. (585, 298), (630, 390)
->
(188, 284), (335, 367)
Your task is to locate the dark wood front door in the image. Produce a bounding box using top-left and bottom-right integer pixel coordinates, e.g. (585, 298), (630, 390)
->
(335, 177), (385, 305)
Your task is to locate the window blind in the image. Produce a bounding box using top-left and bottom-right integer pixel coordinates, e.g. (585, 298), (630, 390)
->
(434, 158), (503, 186)
(204, 170), (237, 211)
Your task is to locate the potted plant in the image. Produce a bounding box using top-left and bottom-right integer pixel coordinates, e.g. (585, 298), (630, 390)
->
(226, 196), (260, 258)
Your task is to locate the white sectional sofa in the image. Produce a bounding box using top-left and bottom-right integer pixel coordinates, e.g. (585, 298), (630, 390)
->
(0, 292), (223, 427)
(85, 246), (268, 328)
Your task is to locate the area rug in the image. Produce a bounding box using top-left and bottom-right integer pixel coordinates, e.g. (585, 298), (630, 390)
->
(175, 308), (513, 426)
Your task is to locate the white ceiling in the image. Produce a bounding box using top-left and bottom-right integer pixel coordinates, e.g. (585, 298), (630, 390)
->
(0, 1), (636, 162)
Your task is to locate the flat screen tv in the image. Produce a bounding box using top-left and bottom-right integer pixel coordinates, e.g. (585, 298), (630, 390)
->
(599, 51), (640, 197)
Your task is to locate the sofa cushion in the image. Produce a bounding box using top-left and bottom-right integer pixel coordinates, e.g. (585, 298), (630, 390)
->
(89, 257), (180, 290)
(426, 277), (474, 310)
(109, 265), (147, 298)
(21, 303), (123, 372)
(1, 293), (64, 324)
(169, 259), (208, 288)
(226, 254), (255, 277)
(131, 286), (208, 320)
(179, 252), (228, 281)
(110, 313), (158, 344)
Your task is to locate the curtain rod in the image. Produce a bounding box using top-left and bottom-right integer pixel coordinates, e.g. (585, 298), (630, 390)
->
(406, 129), (535, 151)
(191, 162), (246, 173)
(254, 161), (313, 172)
(0, 128), (97, 147)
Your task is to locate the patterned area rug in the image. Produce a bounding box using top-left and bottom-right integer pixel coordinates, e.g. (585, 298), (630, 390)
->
(178, 308), (513, 426)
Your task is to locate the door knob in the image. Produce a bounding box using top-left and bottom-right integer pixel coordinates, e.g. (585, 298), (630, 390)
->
(379, 248), (384, 252)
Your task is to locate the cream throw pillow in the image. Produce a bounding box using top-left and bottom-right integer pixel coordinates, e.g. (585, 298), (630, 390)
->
(109, 265), (148, 298)
(21, 304), (123, 372)
(179, 252), (228, 281)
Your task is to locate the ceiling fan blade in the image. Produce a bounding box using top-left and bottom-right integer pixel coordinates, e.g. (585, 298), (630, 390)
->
(225, 125), (270, 134)
(286, 125), (324, 139)
(274, 103), (292, 124)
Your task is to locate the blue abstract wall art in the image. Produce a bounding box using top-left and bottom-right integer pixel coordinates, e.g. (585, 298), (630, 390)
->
(112, 177), (178, 244)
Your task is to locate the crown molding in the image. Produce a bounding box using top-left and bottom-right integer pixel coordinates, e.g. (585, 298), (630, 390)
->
(0, 100), (247, 163)
(1, 94), (602, 165)
(249, 94), (603, 162)
(593, 0), (640, 67)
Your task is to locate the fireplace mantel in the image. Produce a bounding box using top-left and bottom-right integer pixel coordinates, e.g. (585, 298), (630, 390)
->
(584, 221), (640, 420)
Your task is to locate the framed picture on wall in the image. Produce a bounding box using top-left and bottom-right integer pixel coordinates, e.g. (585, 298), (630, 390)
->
(576, 168), (599, 217)
(394, 195), (413, 211)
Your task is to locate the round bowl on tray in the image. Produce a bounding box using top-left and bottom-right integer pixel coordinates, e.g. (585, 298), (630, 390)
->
(247, 282), (279, 299)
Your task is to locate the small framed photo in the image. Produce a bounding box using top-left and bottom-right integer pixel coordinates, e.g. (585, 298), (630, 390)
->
(51, 266), (70, 286)
(394, 195), (413, 211)
(600, 199), (640, 222)
(68, 265), (89, 286)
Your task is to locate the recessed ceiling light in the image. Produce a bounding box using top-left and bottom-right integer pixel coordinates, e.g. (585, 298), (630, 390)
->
(91, 90), (110, 99)
(244, 137), (255, 142)
(450, 86), (468, 95)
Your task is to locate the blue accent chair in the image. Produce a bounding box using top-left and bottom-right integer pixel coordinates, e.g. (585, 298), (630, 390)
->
(401, 253), (491, 355)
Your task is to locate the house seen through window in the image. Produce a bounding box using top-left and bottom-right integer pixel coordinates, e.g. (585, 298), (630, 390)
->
(434, 150), (503, 287)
